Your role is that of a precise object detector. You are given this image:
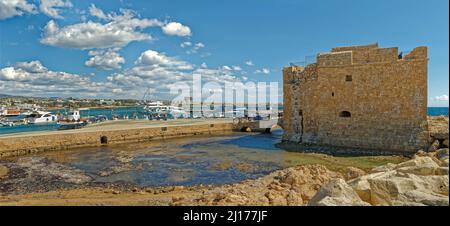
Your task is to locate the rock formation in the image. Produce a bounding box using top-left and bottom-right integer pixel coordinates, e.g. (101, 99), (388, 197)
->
(171, 165), (343, 206)
(310, 149), (449, 206)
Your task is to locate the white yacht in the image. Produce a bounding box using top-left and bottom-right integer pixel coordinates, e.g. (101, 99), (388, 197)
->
(168, 106), (188, 118)
(144, 101), (168, 113)
(25, 111), (58, 124)
(143, 101), (188, 119)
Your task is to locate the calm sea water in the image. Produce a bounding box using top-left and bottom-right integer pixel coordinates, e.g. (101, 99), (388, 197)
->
(0, 107), (448, 136)
(428, 107), (449, 116)
(0, 130), (406, 191)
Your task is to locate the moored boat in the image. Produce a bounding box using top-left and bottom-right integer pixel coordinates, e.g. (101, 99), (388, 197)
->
(25, 111), (58, 124)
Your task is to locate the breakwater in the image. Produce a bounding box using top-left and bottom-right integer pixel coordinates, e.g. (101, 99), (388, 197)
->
(0, 120), (235, 158)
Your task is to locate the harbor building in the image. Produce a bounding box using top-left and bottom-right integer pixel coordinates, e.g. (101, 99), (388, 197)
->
(282, 43), (429, 152)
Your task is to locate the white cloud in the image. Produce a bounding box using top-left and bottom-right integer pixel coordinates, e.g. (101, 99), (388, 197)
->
(432, 95), (449, 102)
(106, 50), (244, 99)
(0, 61), (127, 98)
(186, 42), (205, 54)
(162, 22), (192, 37)
(0, 0), (36, 20)
(255, 68), (270, 74)
(16, 60), (48, 73)
(195, 42), (205, 48)
(85, 49), (125, 70)
(88, 3), (109, 20)
(232, 66), (242, 71)
(40, 7), (163, 49)
(134, 50), (194, 72)
(245, 60), (254, 66)
(222, 65), (232, 71)
(39, 0), (72, 19)
(180, 41), (192, 48)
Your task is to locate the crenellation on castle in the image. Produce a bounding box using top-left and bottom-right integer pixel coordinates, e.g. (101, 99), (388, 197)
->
(282, 43), (429, 152)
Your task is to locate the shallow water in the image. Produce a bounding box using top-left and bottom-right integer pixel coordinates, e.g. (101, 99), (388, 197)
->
(0, 130), (407, 193)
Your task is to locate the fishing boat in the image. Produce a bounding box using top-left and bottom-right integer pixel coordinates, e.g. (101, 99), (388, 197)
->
(57, 121), (87, 130)
(25, 111), (58, 124)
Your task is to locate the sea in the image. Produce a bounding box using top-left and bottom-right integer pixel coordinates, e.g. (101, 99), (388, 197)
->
(0, 107), (448, 136)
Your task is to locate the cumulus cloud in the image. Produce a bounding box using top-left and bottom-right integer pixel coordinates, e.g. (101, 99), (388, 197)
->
(0, 0), (36, 20)
(40, 7), (163, 49)
(85, 49), (125, 70)
(135, 50), (193, 70)
(0, 60), (128, 98)
(40, 4), (194, 51)
(16, 60), (49, 73)
(106, 50), (244, 99)
(162, 22), (192, 36)
(39, 0), (72, 19)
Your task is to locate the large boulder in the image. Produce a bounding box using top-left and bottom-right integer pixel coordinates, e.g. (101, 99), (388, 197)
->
(344, 167), (366, 181)
(428, 139), (441, 152)
(347, 157), (449, 206)
(436, 148), (449, 160)
(309, 179), (370, 206)
(395, 156), (441, 175)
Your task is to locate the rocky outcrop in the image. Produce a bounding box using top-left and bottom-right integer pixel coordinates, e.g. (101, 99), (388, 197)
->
(171, 165), (343, 206)
(308, 179), (370, 206)
(310, 151), (449, 206)
(343, 167), (366, 180)
(427, 116), (449, 151)
(428, 116), (449, 140)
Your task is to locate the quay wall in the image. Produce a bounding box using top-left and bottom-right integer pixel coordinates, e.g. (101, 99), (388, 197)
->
(0, 122), (235, 158)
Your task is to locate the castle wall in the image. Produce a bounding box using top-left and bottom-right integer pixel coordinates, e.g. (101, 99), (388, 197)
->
(283, 45), (429, 153)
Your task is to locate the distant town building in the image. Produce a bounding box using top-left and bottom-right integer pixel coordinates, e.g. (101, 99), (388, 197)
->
(282, 43), (429, 152)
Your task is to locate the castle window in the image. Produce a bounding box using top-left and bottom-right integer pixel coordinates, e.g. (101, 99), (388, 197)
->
(339, 111), (351, 118)
(345, 75), (352, 82)
(332, 92), (334, 97)
(299, 110), (303, 116)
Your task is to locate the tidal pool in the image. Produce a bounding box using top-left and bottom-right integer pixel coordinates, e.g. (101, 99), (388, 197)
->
(0, 130), (407, 193)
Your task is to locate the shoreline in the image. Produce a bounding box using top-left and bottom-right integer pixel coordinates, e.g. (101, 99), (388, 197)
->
(0, 119), (235, 158)
(0, 149), (447, 206)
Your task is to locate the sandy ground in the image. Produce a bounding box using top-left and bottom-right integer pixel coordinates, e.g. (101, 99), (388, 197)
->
(0, 186), (203, 206)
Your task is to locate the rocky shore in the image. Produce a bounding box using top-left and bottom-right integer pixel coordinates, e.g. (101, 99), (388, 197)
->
(0, 150), (447, 206)
(0, 116), (448, 206)
(309, 149), (449, 206)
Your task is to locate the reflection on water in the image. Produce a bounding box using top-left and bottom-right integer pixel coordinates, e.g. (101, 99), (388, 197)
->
(3, 130), (407, 189)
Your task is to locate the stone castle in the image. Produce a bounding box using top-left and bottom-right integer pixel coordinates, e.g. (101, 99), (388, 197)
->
(282, 43), (429, 152)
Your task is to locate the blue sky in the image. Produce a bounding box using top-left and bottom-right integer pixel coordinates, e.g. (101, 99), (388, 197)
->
(0, 0), (448, 106)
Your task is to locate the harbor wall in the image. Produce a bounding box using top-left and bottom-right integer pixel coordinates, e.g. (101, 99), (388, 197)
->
(0, 122), (235, 158)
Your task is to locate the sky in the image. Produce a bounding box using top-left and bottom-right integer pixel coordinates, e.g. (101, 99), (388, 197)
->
(0, 0), (448, 106)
